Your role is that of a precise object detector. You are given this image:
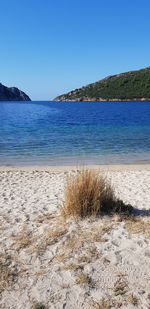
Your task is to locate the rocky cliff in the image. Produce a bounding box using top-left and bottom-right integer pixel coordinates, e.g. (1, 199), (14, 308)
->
(0, 83), (31, 101)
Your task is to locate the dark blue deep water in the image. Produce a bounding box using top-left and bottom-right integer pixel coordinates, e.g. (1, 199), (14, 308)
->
(0, 101), (150, 165)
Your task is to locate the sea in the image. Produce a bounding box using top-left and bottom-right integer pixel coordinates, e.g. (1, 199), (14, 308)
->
(0, 101), (150, 166)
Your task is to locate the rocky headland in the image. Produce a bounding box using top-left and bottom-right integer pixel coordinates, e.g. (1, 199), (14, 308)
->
(0, 82), (31, 101)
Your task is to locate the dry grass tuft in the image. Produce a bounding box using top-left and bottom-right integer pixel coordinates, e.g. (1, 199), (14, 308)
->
(114, 275), (128, 296)
(13, 226), (33, 251)
(62, 169), (132, 218)
(78, 246), (100, 264)
(63, 263), (83, 271)
(92, 299), (111, 309)
(76, 272), (95, 287)
(125, 218), (150, 236)
(44, 227), (67, 246)
(35, 213), (55, 224)
(128, 294), (139, 306)
(0, 253), (18, 292)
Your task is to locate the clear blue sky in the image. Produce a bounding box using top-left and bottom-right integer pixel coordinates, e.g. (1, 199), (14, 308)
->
(1, 0), (150, 100)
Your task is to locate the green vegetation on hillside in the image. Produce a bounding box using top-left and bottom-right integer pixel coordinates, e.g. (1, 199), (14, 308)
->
(54, 67), (150, 101)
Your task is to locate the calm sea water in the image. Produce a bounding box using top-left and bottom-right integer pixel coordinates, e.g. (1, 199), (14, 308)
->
(0, 101), (150, 165)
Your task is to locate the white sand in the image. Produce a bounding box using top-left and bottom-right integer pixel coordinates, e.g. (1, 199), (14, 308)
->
(0, 165), (150, 309)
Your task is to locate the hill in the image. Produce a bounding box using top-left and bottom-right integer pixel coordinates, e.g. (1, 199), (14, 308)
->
(0, 83), (31, 101)
(54, 67), (150, 101)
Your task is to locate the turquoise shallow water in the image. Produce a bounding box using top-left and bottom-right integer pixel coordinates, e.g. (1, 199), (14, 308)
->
(0, 101), (150, 165)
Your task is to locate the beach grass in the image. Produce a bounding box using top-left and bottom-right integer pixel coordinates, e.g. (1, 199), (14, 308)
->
(62, 168), (133, 218)
(0, 253), (18, 293)
(92, 299), (111, 309)
(125, 218), (150, 236)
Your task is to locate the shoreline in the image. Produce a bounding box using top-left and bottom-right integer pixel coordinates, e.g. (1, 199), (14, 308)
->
(0, 163), (150, 171)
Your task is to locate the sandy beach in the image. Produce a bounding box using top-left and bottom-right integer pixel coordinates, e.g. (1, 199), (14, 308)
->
(0, 165), (150, 309)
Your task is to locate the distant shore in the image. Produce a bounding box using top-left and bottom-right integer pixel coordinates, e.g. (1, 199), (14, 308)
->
(53, 98), (150, 102)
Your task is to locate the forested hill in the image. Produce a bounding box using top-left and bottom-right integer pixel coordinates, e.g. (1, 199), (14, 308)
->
(54, 67), (150, 101)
